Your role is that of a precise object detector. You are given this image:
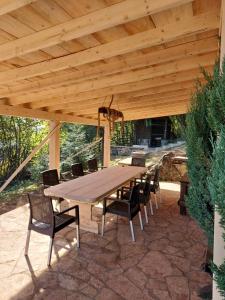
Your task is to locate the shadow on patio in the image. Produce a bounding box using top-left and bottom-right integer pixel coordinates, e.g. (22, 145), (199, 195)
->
(0, 182), (211, 300)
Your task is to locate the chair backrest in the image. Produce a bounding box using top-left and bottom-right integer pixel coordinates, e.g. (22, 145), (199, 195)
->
(28, 193), (54, 227)
(71, 163), (84, 177)
(87, 158), (98, 172)
(42, 169), (59, 186)
(129, 184), (140, 208)
(143, 181), (151, 200)
(153, 166), (160, 189)
(131, 157), (146, 167)
(153, 166), (160, 184)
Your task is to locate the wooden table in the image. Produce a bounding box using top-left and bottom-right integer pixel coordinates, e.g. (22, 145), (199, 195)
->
(44, 166), (146, 233)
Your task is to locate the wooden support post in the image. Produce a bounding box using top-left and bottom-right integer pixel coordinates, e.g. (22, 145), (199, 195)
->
(49, 121), (60, 174)
(103, 124), (110, 167)
(213, 1), (225, 299)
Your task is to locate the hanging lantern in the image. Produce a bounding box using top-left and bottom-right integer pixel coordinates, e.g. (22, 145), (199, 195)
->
(96, 96), (124, 138)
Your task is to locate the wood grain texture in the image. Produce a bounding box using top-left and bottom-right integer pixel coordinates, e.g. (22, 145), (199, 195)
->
(0, 0), (36, 15)
(0, 0), (193, 61)
(0, 11), (219, 84)
(44, 166), (146, 203)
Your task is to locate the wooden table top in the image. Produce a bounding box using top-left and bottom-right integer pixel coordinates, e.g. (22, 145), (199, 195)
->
(44, 166), (146, 203)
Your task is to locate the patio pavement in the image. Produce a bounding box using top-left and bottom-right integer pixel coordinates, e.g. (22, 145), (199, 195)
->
(0, 182), (211, 300)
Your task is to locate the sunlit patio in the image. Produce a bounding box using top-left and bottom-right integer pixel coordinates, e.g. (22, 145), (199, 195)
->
(0, 182), (210, 300)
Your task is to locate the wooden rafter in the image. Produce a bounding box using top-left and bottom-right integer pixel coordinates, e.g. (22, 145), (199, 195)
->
(55, 91), (191, 114)
(0, 11), (219, 84)
(0, 104), (101, 126)
(7, 52), (216, 106)
(0, 0), (193, 62)
(21, 66), (211, 111)
(32, 80), (198, 110)
(0, 0), (36, 16)
(0, 36), (218, 99)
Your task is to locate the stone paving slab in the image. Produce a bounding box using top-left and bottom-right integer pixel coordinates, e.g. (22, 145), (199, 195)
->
(0, 182), (211, 300)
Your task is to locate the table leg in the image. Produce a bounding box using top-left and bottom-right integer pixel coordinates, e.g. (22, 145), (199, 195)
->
(61, 200), (100, 234)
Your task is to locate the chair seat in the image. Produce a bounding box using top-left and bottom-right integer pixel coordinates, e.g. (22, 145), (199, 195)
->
(106, 201), (139, 219)
(150, 183), (159, 192)
(55, 213), (76, 232)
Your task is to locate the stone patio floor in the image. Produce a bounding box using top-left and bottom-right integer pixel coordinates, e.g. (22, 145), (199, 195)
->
(0, 182), (211, 300)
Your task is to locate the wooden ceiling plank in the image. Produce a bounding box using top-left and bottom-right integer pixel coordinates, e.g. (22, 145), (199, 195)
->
(52, 89), (191, 113)
(0, 0), (193, 62)
(0, 0), (37, 16)
(68, 100), (190, 119)
(0, 36), (218, 98)
(124, 107), (188, 120)
(8, 51), (216, 105)
(0, 11), (219, 84)
(32, 80), (196, 110)
(61, 95), (190, 115)
(24, 66), (212, 109)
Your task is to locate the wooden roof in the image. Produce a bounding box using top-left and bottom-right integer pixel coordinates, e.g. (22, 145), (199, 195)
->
(0, 0), (221, 125)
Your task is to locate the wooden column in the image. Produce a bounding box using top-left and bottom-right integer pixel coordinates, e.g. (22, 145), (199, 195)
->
(49, 121), (60, 173)
(213, 1), (225, 299)
(103, 124), (110, 167)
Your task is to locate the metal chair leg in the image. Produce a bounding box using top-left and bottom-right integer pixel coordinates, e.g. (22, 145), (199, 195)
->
(144, 205), (148, 224)
(154, 192), (159, 209)
(149, 200), (154, 215)
(129, 220), (135, 242)
(24, 229), (31, 255)
(47, 237), (54, 267)
(138, 211), (144, 230)
(76, 224), (80, 248)
(101, 215), (105, 237)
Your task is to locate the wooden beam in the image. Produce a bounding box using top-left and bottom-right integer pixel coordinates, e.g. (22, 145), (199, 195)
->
(124, 108), (187, 120)
(58, 91), (191, 114)
(0, 37), (217, 99)
(27, 67), (212, 111)
(9, 52), (216, 106)
(0, 0), (193, 62)
(0, 104), (100, 126)
(34, 80), (197, 110)
(0, 0), (36, 15)
(49, 121), (60, 174)
(0, 122), (60, 193)
(0, 11), (219, 84)
(103, 124), (111, 167)
(124, 103), (189, 120)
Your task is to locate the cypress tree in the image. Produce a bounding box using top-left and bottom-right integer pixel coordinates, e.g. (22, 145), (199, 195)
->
(185, 81), (214, 244)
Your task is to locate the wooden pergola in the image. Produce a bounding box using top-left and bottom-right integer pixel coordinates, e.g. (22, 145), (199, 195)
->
(0, 1), (223, 299)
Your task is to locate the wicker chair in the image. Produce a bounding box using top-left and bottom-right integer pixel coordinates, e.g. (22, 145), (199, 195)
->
(131, 157), (146, 167)
(41, 169), (65, 210)
(25, 192), (80, 266)
(117, 177), (153, 223)
(87, 158), (104, 173)
(42, 169), (60, 187)
(150, 166), (161, 209)
(101, 184), (143, 242)
(71, 163), (85, 178)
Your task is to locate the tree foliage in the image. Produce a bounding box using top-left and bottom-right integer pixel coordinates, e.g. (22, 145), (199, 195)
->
(111, 121), (135, 146)
(185, 81), (214, 244)
(0, 116), (47, 185)
(185, 59), (225, 297)
(60, 123), (103, 171)
(170, 114), (186, 138)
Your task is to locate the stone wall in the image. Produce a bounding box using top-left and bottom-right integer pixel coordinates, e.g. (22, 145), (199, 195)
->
(159, 151), (187, 182)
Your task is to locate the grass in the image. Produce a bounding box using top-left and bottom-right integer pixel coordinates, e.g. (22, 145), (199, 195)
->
(0, 180), (39, 202)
